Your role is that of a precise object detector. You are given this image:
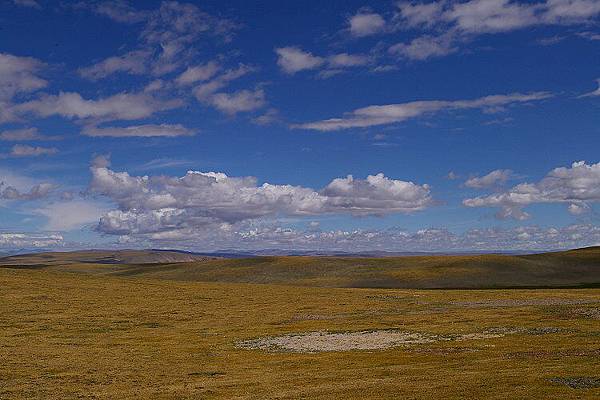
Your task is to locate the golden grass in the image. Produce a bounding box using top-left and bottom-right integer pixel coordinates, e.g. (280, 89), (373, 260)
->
(1, 267), (599, 399)
(5, 247), (597, 289)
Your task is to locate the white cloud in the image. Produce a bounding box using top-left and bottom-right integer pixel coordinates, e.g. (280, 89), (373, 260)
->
(141, 1), (238, 76)
(175, 61), (221, 86)
(0, 169), (36, 192)
(348, 11), (386, 37)
(77, 1), (237, 78)
(397, 0), (600, 34)
(0, 181), (55, 200)
(446, 0), (540, 34)
(275, 47), (370, 76)
(16, 91), (182, 122)
(111, 223), (600, 252)
(0, 53), (47, 103)
(275, 47), (325, 74)
(193, 64), (254, 100)
(464, 169), (512, 189)
(89, 160), (432, 237)
(0, 127), (61, 141)
(295, 91), (552, 131)
(7, 144), (58, 158)
(78, 50), (150, 80)
(82, 123), (195, 138)
(34, 200), (108, 231)
(390, 0), (600, 62)
(389, 34), (457, 60)
(208, 89), (266, 115)
(579, 78), (600, 97)
(252, 108), (280, 126)
(328, 53), (370, 67)
(396, 2), (445, 28)
(463, 161), (600, 219)
(0, 233), (63, 249)
(190, 65), (266, 114)
(85, 0), (149, 23)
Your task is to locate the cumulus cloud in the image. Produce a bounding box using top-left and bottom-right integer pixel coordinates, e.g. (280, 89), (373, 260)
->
(0, 233), (63, 249)
(82, 123), (195, 138)
(0, 181), (55, 200)
(463, 161), (600, 219)
(34, 200), (107, 231)
(464, 169), (512, 189)
(89, 160), (433, 237)
(6, 144), (58, 158)
(111, 223), (600, 252)
(275, 47), (325, 74)
(295, 91), (552, 131)
(348, 11), (386, 37)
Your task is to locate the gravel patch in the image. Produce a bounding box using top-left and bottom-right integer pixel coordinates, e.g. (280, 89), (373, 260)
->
(237, 330), (437, 352)
(237, 326), (563, 353)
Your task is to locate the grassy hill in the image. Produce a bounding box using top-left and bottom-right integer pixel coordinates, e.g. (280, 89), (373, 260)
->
(0, 249), (215, 267)
(2, 247), (599, 289)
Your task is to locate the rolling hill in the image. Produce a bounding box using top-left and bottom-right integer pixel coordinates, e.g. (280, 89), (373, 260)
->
(1, 247), (599, 289)
(0, 249), (215, 266)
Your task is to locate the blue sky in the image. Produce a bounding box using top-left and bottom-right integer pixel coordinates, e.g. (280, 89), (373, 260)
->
(1, 0), (600, 252)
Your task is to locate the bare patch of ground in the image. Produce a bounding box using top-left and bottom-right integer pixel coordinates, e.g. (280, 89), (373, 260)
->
(237, 326), (563, 353)
(237, 330), (436, 352)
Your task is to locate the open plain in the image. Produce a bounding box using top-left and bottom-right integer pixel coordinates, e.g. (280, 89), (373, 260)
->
(1, 248), (599, 399)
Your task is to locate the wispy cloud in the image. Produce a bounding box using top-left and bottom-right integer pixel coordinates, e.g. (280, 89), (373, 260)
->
(294, 92), (552, 131)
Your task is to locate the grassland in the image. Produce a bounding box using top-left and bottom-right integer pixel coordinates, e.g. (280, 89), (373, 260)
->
(3, 246), (600, 289)
(1, 248), (599, 398)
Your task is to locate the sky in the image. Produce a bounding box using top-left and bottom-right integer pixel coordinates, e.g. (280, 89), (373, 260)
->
(1, 0), (600, 253)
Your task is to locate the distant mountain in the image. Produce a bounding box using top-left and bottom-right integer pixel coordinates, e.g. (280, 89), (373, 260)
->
(187, 248), (532, 257)
(0, 249), (216, 266)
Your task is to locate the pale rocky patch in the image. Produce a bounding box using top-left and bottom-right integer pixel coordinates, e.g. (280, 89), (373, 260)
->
(238, 326), (563, 353)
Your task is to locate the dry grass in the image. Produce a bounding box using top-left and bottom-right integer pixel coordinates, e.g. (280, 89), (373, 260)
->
(1, 266), (599, 399)
(3, 246), (599, 289)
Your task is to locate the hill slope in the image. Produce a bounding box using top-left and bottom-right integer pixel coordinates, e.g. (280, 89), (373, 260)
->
(1, 247), (599, 289)
(0, 249), (215, 266)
